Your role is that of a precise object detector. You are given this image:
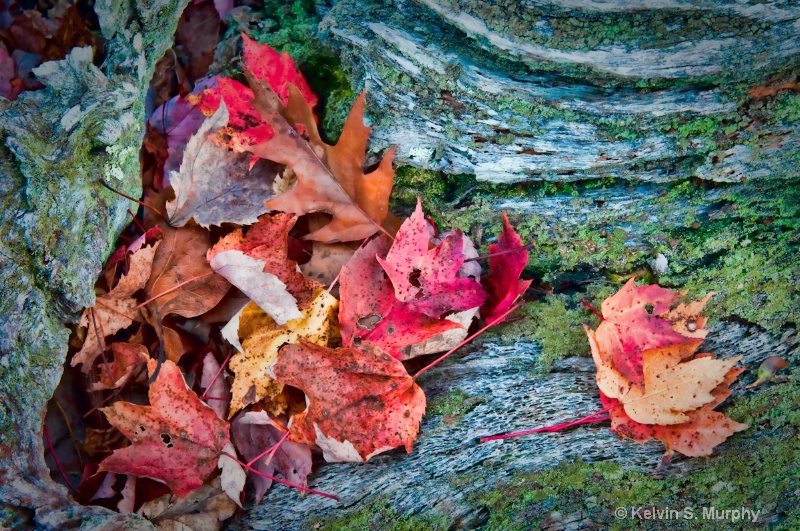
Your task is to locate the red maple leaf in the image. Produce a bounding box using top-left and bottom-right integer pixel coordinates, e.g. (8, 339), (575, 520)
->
(271, 341), (426, 462)
(593, 278), (708, 390)
(481, 212), (532, 324)
(339, 203), (486, 359)
(99, 360), (230, 497)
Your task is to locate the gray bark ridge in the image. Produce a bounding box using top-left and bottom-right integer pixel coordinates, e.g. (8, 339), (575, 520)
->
(238, 322), (800, 529)
(0, 1), (188, 528)
(320, 0), (800, 182)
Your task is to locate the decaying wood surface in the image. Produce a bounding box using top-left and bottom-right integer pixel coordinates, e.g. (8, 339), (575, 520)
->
(237, 322), (799, 528)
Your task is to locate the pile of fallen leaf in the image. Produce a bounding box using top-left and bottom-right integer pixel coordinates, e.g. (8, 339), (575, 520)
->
(583, 280), (750, 468)
(58, 34), (530, 522)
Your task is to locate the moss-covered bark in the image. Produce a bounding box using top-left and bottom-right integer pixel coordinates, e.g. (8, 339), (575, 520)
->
(0, 1), (188, 528)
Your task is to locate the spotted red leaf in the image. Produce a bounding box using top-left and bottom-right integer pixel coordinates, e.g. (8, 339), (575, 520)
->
(271, 341), (425, 462)
(99, 360), (230, 497)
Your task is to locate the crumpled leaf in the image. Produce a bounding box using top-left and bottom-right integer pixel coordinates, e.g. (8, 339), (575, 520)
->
(226, 288), (338, 417)
(481, 212), (532, 324)
(593, 278), (711, 392)
(299, 242), (355, 287)
(208, 250), (301, 326)
(99, 359), (230, 497)
(147, 77), (217, 188)
(217, 442), (245, 508)
(138, 476), (236, 530)
(90, 342), (149, 391)
(231, 411), (312, 503)
(166, 102), (276, 228)
(600, 364), (749, 457)
(339, 204), (486, 359)
(271, 341), (426, 462)
(207, 213), (321, 311)
(72, 241), (160, 371)
(146, 224), (230, 318)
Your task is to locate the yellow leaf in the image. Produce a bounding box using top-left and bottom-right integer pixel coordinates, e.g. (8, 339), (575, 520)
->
(228, 289), (338, 417)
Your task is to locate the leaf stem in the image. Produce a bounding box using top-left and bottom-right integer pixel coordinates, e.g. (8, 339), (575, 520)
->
(581, 300), (605, 321)
(246, 429), (290, 468)
(413, 302), (523, 380)
(136, 272), (215, 309)
(479, 406), (613, 443)
(99, 180), (166, 221)
(221, 451), (339, 501)
(200, 350), (233, 401)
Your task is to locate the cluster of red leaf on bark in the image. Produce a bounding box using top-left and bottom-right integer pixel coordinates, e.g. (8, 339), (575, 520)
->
(586, 280), (749, 465)
(63, 35), (531, 518)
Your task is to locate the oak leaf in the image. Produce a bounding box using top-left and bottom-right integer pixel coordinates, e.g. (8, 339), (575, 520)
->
(481, 212), (532, 324)
(243, 64), (396, 242)
(225, 288), (338, 417)
(593, 278), (711, 392)
(270, 341), (426, 462)
(99, 360), (230, 498)
(72, 241), (159, 371)
(166, 102), (276, 228)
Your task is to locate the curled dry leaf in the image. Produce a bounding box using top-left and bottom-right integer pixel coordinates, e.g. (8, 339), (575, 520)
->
(481, 212), (532, 324)
(99, 359), (230, 497)
(226, 289), (338, 418)
(72, 241), (160, 371)
(218, 442), (246, 508)
(745, 355), (788, 389)
(207, 212), (321, 311)
(166, 102), (276, 228)
(271, 341), (426, 463)
(232, 411), (312, 503)
(138, 476), (236, 530)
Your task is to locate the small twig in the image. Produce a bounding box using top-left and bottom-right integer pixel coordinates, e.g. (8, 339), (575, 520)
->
(88, 308), (112, 382)
(44, 425), (78, 496)
(465, 243), (536, 263)
(413, 302), (523, 380)
(127, 209), (146, 233)
(55, 399), (84, 469)
(221, 451), (339, 501)
(135, 272), (215, 309)
(99, 180), (166, 221)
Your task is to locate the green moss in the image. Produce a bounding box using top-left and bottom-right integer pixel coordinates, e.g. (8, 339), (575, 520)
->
(313, 499), (449, 530)
(468, 371), (800, 529)
(426, 389), (485, 423)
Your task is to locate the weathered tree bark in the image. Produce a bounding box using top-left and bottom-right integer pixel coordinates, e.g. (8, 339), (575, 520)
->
(0, 1), (187, 528)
